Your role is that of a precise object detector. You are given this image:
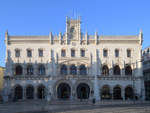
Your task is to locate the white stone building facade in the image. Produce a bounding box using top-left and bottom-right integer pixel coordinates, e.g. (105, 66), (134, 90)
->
(142, 47), (150, 100)
(3, 17), (145, 102)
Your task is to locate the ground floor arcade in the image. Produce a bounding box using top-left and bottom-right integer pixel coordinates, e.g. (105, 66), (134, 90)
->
(11, 82), (137, 101)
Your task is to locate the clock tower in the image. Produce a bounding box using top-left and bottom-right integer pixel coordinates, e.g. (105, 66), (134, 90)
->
(66, 16), (81, 43)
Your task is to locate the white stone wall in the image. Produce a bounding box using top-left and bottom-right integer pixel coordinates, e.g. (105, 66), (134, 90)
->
(3, 18), (144, 102)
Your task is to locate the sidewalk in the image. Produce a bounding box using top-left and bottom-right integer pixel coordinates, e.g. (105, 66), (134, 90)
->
(0, 100), (150, 113)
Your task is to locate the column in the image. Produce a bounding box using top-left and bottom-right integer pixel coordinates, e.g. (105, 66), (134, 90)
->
(34, 87), (37, 99)
(110, 89), (113, 100)
(68, 66), (70, 75)
(23, 87), (26, 100)
(23, 64), (26, 76)
(122, 88), (125, 101)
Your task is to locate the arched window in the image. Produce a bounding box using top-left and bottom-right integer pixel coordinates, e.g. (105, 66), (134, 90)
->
(125, 65), (132, 75)
(15, 49), (20, 57)
(113, 65), (120, 75)
(79, 65), (87, 75)
(14, 85), (23, 99)
(61, 49), (66, 57)
(101, 85), (111, 99)
(27, 49), (32, 57)
(70, 65), (77, 75)
(38, 65), (45, 75)
(71, 49), (75, 57)
(37, 85), (45, 99)
(26, 85), (34, 99)
(15, 65), (23, 75)
(60, 64), (67, 75)
(113, 86), (122, 99)
(27, 65), (34, 75)
(115, 49), (119, 57)
(103, 49), (108, 57)
(125, 86), (133, 100)
(102, 65), (109, 76)
(80, 49), (85, 57)
(127, 49), (131, 57)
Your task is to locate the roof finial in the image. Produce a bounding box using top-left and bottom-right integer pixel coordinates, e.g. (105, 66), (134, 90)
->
(5, 29), (8, 35)
(140, 29), (143, 34)
(139, 29), (143, 45)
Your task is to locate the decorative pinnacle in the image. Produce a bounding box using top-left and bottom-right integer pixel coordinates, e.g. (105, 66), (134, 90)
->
(140, 29), (143, 35)
(5, 30), (8, 35)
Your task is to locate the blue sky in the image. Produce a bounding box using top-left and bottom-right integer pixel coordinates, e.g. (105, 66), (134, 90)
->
(0, 0), (150, 67)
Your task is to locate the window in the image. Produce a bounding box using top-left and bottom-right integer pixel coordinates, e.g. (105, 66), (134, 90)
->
(115, 49), (119, 57)
(61, 49), (66, 57)
(15, 49), (20, 57)
(147, 48), (149, 53)
(38, 65), (45, 75)
(102, 65), (109, 76)
(27, 65), (34, 75)
(79, 65), (87, 75)
(15, 65), (23, 75)
(27, 49), (32, 57)
(38, 49), (43, 57)
(103, 49), (108, 57)
(60, 64), (67, 75)
(70, 65), (77, 75)
(81, 49), (85, 57)
(125, 65), (132, 75)
(127, 49), (131, 58)
(113, 65), (120, 75)
(26, 85), (34, 99)
(71, 49), (75, 57)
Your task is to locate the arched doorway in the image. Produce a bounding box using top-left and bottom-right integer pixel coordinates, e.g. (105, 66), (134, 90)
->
(57, 83), (71, 99)
(113, 86), (122, 100)
(26, 85), (34, 99)
(77, 83), (90, 99)
(125, 86), (133, 100)
(101, 85), (111, 100)
(14, 85), (23, 99)
(37, 85), (45, 99)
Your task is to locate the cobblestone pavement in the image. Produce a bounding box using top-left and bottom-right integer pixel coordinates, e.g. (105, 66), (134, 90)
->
(0, 101), (150, 113)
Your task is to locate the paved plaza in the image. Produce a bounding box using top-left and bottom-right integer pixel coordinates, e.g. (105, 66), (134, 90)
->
(0, 101), (150, 113)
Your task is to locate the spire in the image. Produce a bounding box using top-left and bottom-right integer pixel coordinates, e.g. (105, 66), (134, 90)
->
(59, 32), (62, 39)
(139, 29), (143, 45)
(140, 29), (143, 37)
(49, 32), (53, 44)
(66, 16), (69, 22)
(85, 31), (88, 39)
(59, 32), (62, 44)
(5, 30), (8, 45)
(5, 30), (8, 39)
(95, 31), (98, 44)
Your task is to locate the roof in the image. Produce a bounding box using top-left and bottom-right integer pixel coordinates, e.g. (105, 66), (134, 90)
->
(100, 35), (139, 40)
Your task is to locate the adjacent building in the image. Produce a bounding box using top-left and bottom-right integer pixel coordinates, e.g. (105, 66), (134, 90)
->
(142, 47), (150, 100)
(0, 66), (4, 99)
(3, 17), (145, 102)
